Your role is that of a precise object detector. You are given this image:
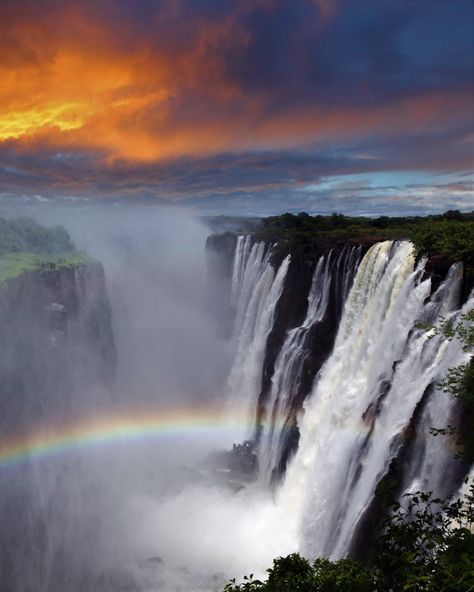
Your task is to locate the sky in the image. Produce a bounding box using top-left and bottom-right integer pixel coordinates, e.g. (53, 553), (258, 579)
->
(0, 0), (473, 216)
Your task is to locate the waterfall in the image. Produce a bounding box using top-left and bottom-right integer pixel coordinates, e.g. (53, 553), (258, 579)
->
(221, 235), (472, 557)
(273, 240), (472, 559)
(256, 254), (333, 484)
(400, 262), (468, 497)
(333, 244), (363, 318)
(257, 245), (364, 484)
(226, 236), (290, 435)
(231, 235), (252, 308)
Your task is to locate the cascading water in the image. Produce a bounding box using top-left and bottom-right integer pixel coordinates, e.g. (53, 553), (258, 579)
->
(230, 235), (252, 309)
(257, 244), (364, 485)
(398, 262), (467, 498)
(2, 216), (472, 591)
(273, 240), (473, 559)
(258, 245), (361, 484)
(257, 253), (334, 484)
(226, 237), (290, 434)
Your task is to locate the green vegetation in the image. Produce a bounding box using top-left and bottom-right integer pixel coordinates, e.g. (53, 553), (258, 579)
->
(0, 217), (74, 256)
(412, 221), (474, 273)
(224, 554), (373, 592)
(224, 239), (474, 592)
(436, 311), (474, 407)
(427, 310), (474, 464)
(375, 486), (474, 592)
(0, 251), (91, 283)
(255, 210), (474, 243)
(224, 482), (474, 591)
(254, 210), (474, 275)
(0, 217), (89, 284)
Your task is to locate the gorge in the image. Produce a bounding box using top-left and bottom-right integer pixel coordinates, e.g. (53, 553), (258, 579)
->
(0, 208), (472, 591)
(211, 232), (472, 558)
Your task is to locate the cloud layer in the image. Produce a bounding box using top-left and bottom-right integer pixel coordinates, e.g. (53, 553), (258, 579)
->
(1, 0), (473, 213)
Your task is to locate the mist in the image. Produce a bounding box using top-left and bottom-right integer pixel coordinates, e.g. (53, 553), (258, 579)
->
(1, 200), (472, 591)
(0, 202), (288, 591)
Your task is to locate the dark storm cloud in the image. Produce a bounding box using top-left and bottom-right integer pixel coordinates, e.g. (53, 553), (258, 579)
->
(2, 121), (472, 213)
(217, 0), (473, 105)
(0, 0), (472, 213)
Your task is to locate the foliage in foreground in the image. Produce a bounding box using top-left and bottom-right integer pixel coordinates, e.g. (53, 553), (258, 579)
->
(428, 310), (474, 463)
(376, 485), (474, 592)
(224, 482), (474, 592)
(225, 308), (474, 591)
(225, 554), (373, 592)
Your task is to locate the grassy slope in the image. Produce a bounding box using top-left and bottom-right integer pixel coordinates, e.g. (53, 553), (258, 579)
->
(0, 251), (92, 284)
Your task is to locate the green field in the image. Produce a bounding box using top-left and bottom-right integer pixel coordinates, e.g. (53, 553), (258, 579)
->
(0, 251), (92, 284)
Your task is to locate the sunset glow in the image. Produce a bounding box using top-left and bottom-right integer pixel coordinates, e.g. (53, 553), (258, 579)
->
(0, 0), (472, 213)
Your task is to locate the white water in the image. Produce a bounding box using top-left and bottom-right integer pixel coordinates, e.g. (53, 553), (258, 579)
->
(274, 241), (472, 559)
(230, 234), (252, 308)
(257, 245), (365, 484)
(2, 210), (472, 591)
(257, 253), (334, 484)
(400, 263), (467, 497)
(333, 244), (363, 315)
(104, 234), (472, 585)
(226, 237), (290, 435)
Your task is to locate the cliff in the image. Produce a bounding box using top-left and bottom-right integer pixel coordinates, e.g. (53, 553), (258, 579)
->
(0, 261), (116, 434)
(206, 227), (471, 481)
(0, 259), (117, 589)
(206, 232), (375, 476)
(205, 232), (238, 337)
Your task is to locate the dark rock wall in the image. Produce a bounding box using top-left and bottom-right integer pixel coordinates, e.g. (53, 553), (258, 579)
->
(255, 241), (370, 474)
(205, 232), (238, 337)
(0, 263), (116, 433)
(423, 254), (473, 306)
(206, 233), (469, 481)
(205, 232), (238, 282)
(0, 263), (116, 591)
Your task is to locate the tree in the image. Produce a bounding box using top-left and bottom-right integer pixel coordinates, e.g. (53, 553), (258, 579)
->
(223, 554), (374, 592)
(223, 257), (474, 592)
(223, 484), (474, 592)
(375, 484), (474, 591)
(429, 310), (474, 462)
(412, 220), (474, 272)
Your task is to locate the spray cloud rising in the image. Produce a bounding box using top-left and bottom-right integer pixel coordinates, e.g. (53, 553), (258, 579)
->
(0, 201), (472, 590)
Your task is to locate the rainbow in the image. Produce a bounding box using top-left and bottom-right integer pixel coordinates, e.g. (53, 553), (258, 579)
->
(0, 409), (375, 470)
(0, 408), (250, 470)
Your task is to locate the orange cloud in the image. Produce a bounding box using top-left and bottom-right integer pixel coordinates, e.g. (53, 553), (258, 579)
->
(0, 1), (252, 159)
(0, 1), (471, 167)
(0, 22), (171, 144)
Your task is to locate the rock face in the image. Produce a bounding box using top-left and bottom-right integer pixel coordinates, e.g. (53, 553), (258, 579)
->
(0, 262), (116, 590)
(0, 262), (116, 431)
(423, 253), (473, 304)
(205, 232), (378, 477)
(206, 232), (469, 481)
(205, 232), (238, 337)
(255, 240), (373, 476)
(205, 232), (237, 282)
